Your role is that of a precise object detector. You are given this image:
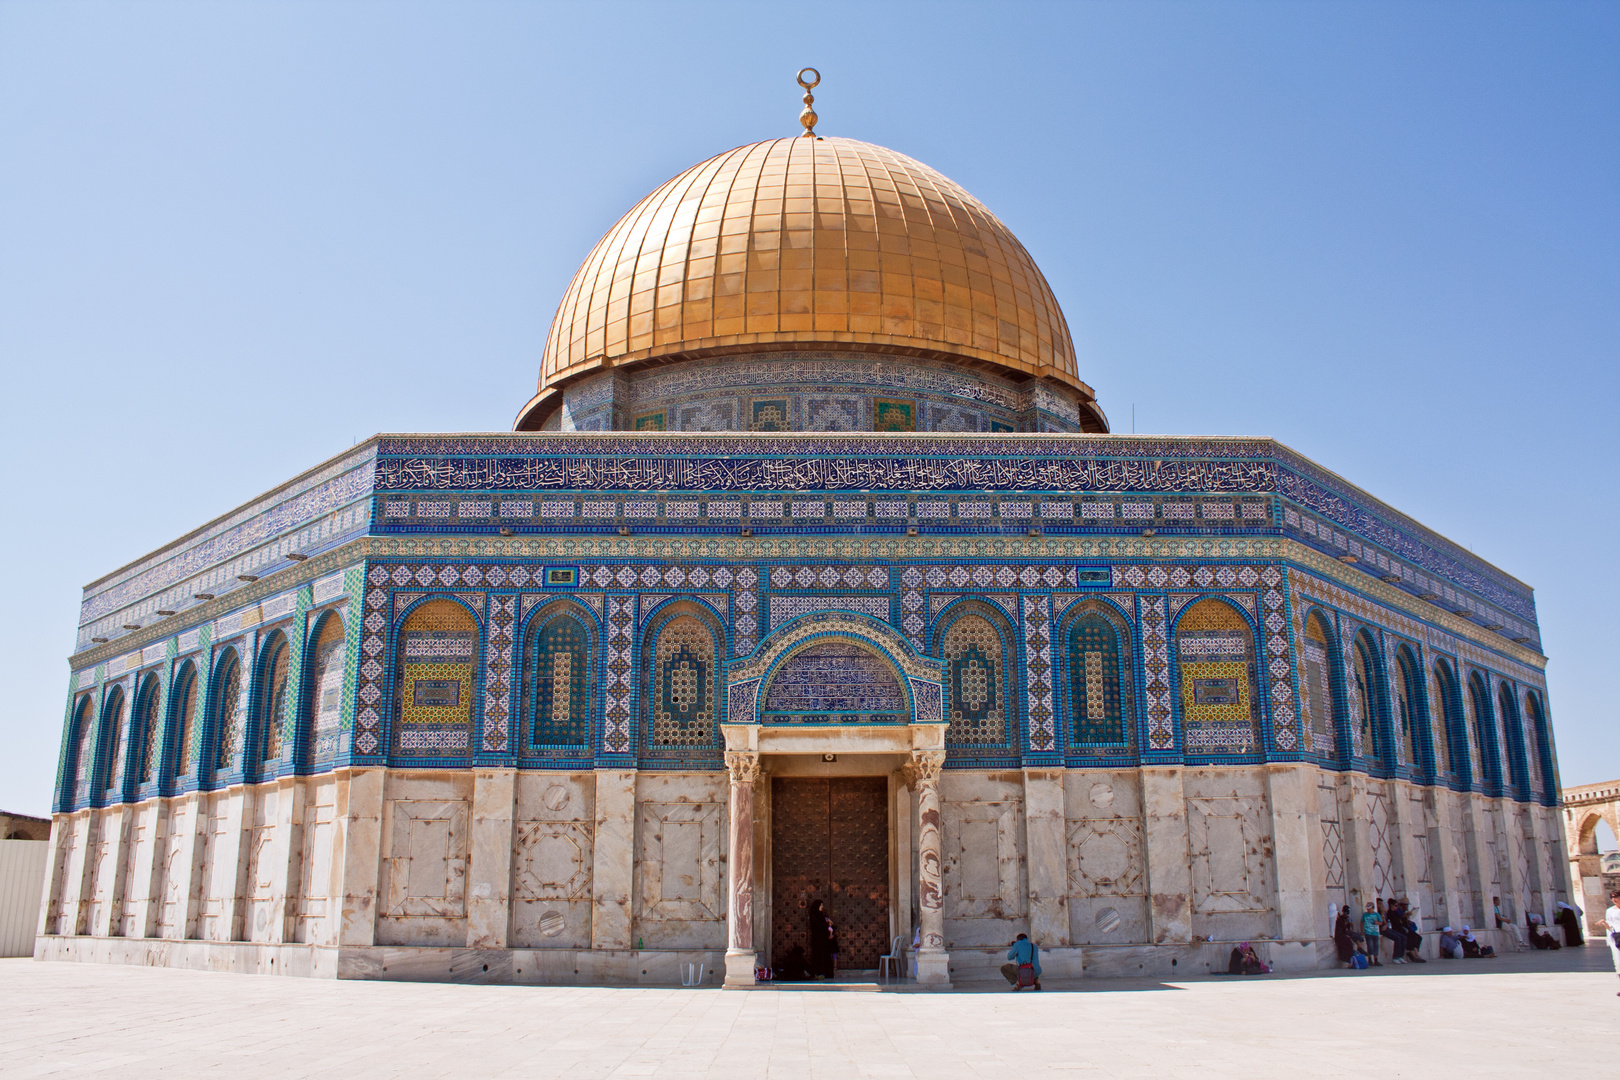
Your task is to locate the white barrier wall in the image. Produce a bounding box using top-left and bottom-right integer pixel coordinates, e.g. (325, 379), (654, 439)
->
(0, 839), (49, 957)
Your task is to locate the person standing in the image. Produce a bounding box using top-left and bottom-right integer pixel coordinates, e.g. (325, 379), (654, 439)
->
(807, 899), (834, 980)
(1555, 902), (1584, 947)
(1604, 891), (1620, 997)
(1334, 905), (1357, 967)
(1361, 902), (1384, 966)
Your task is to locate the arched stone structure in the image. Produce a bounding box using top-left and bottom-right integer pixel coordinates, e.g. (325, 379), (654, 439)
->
(1564, 779), (1620, 933)
(725, 611), (942, 728)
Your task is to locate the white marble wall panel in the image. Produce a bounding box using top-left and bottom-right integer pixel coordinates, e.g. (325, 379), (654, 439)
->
(1063, 771), (1149, 945)
(155, 798), (196, 938)
(633, 773), (727, 950)
(940, 772), (1026, 947)
(194, 795), (240, 942)
(85, 809), (125, 936)
(297, 778), (338, 945)
(244, 791), (279, 942)
(375, 774), (472, 947)
(1183, 768), (1278, 941)
(512, 772), (596, 949)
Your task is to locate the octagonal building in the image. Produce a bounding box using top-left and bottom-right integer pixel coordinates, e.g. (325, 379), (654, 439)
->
(37, 120), (1569, 985)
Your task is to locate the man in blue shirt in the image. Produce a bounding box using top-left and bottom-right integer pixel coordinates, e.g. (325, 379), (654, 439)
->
(1001, 933), (1042, 991)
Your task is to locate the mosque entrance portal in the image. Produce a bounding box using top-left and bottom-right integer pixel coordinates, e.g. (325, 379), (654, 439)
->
(770, 776), (891, 971)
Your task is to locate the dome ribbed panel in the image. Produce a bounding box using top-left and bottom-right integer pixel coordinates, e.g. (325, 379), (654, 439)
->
(537, 137), (1080, 396)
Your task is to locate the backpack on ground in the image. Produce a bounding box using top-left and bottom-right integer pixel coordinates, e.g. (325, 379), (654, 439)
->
(1351, 953), (1369, 970)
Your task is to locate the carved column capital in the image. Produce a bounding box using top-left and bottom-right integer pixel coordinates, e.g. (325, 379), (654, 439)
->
(904, 749), (945, 791)
(725, 751), (762, 785)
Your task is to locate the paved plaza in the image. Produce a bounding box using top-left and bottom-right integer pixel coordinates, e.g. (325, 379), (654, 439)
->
(3, 948), (1616, 1079)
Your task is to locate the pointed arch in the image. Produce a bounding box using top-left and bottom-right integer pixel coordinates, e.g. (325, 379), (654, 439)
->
(209, 647), (245, 775)
(1467, 671), (1500, 789)
(98, 684), (128, 803)
(168, 659), (201, 787)
(1392, 644), (1428, 775)
(1300, 609), (1344, 762)
(392, 598), (479, 760)
(934, 600), (1014, 748)
(1062, 600), (1132, 752)
(1173, 597), (1259, 755)
(304, 609), (348, 769)
(1431, 658), (1466, 783)
(133, 672), (164, 787)
(643, 601), (723, 751)
(1496, 682), (1530, 797)
(521, 598), (596, 749)
(64, 694), (94, 810)
(1524, 691), (1555, 801)
(1348, 629), (1387, 765)
(252, 630), (291, 778)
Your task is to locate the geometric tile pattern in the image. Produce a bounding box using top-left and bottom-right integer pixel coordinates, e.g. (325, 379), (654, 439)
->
(1138, 596), (1172, 751)
(357, 566), (392, 755)
(1260, 571), (1297, 752)
(481, 594), (516, 753)
(602, 596), (636, 754)
(1021, 595), (1055, 751)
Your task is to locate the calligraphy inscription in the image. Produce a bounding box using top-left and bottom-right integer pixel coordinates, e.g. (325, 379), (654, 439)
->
(376, 455), (1275, 494)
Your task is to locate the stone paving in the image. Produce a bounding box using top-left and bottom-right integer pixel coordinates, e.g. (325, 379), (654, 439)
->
(2, 948), (1616, 1079)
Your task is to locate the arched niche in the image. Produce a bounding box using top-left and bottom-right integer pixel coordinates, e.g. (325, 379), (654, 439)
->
(1300, 609), (1343, 762)
(726, 610), (942, 727)
(762, 638), (910, 725)
(391, 596), (480, 761)
(1172, 596), (1259, 755)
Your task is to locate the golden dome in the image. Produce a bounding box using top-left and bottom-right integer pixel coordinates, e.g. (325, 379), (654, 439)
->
(516, 136), (1096, 430)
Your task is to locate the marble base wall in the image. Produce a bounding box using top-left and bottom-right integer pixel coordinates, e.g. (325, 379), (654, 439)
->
(36, 764), (1568, 984)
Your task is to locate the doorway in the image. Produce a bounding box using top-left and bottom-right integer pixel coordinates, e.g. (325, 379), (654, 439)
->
(770, 776), (891, 970)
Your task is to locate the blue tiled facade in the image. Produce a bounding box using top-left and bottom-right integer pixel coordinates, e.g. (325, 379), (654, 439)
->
(53, 434), (1557, 813)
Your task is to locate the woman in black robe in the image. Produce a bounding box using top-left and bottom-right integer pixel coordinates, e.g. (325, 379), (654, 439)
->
(1334, 905), (1356, 966)
(1556, 904), (1584, 947)
(808, 899), (833, 979)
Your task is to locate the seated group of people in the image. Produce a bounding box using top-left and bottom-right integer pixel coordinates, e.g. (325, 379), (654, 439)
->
(1226, 941), (1271, 975)
(1333, 897), (1432, 967)
(1437, 925), (1497, 959)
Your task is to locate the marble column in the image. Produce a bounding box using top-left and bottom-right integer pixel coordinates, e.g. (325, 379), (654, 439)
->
(909, 750), (950, 987)
(723, 751), (760, 987)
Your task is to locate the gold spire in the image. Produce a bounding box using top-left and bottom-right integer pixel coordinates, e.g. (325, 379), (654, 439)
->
(797, 67), (820, 138)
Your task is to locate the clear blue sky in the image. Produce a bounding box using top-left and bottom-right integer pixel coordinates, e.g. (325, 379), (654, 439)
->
(1, 1), (1614, 816)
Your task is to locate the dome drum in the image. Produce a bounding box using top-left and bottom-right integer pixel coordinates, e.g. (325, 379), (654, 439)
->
(526, 349), (1104, 434)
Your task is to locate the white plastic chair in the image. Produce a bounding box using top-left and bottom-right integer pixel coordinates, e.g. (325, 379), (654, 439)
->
(878, 935), (906, 984)
(681, 962), (706, 986)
